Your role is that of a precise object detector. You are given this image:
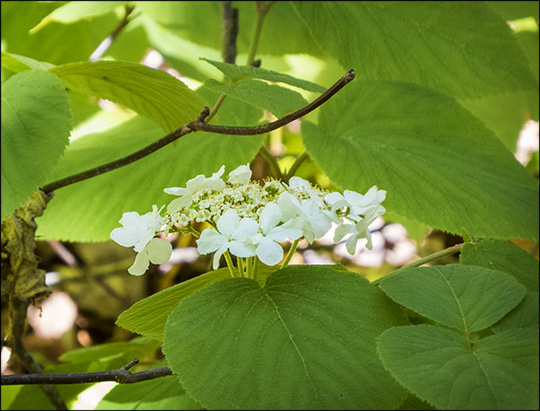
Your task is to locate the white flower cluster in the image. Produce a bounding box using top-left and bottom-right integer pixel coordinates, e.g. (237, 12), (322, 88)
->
(110, 164), (386, 276)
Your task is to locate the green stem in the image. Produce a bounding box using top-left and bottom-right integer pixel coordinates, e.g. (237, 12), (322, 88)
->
(260, 144), (284, 180)
(372, 242), (466, 285)
(246, 257), (253, 279)
(284, 151), (309, 183)
(238, 257), (245, 277)
(246, 1), (276, 65)
(281, 238), (300, 269)
(224, 251), (237, 277)
(252, 257), (260, 282)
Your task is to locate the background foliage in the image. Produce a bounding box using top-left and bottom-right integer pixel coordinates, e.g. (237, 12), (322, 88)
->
(1, 1), (538, 410)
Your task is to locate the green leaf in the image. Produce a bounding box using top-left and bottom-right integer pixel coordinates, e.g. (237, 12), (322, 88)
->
(292, 2), (538, 99)
(50, 60), (207, 133)
(36, 85), (265, 241)
(487, 1), (540, 20)
(30, 1), (127, 33)
(379, 265), (526, 333)
(96, 374), (202, 410)
(377, 325), (539, 410)
(458, 91), (529, 152)
(460, 240), (539, 292)
(116, 268), (232, 342)
(203, 78), (308, 119)
(163, 265), (408, 410)
(201, 58), (326, 93)
(116, 265), (280, 342)
(493, 292), (539, 332)
(301, 80), (539, 240)
(1, 51), (55, 73)
(1, 70), (71, 221)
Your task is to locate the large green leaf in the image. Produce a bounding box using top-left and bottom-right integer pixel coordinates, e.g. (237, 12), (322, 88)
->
(163, 265), (408, 410)
(116, 268), (232, 342)
(96, 374), (202, 410)
(292, 2), (538, 99)
(201, 58), (326, 93)
(36, 86), (265, 241)
(116, 265), (280, 342)
(50, 60), (208, 133)
(492, 292), (539, 332)
(377, 325), (539, 410)
(301, 80), (539, 240)
(379, 265), (526, 333)
(460, 240), (539, 292)
(1, 70), (71, 221)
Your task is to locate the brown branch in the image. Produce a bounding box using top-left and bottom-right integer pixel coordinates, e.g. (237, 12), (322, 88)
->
(7, 297), (67, 409)
(1, 358), (173, 386)
(41, 70), (355, 194)
(221, 1), (239, 64)
(189, 69), (356, 135)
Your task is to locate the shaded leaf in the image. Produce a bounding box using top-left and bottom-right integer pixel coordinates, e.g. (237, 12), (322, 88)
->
(163, 265), (408, 410)
(460, 239), (539, 292)
(301, 80), (539, 240)
(292, 2), (538, 99)
(379, 265), (526, 333)
(377, 325), (539, 410)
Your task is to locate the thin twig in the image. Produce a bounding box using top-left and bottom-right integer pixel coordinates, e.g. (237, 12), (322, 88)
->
(372, 243), (465, 285)
(89, 4), (136, 61)
(259, 144), (285, 180)
(41, 70), (355, 194)
(189, 70), (356, 135)
(1, 359), (173, 386)
(284, 151), (309, 183)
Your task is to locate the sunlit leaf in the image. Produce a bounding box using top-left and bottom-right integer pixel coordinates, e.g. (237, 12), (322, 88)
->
(1, 70), (71, 221)
(50, 60), (208, 133)
(30, 1), (127, 34)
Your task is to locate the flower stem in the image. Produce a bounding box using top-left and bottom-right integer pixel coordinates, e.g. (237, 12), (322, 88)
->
(372, 242), (466, 285)
(252, 257), (260, 282)
(244, 257), (252, 279)
(238, 257), (245, 277)
(224, 251), (237, 278)
(281, 239), (300, 269)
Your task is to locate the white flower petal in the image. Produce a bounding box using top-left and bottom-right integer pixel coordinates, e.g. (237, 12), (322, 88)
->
(258, 203), (282, 234)
(197, 229), (227, 254)
(212, 244), (230, 269)
(256, 237), (284, 265)
(228, 163), (252, 185)
(164, 187), (188, 195)
(232, 218), (259, 241)
(229, 241), (257, 258)
(216, 209), (241, 238)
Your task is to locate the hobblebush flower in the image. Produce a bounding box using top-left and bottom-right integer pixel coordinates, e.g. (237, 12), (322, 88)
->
(110, 164), (386, 277)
